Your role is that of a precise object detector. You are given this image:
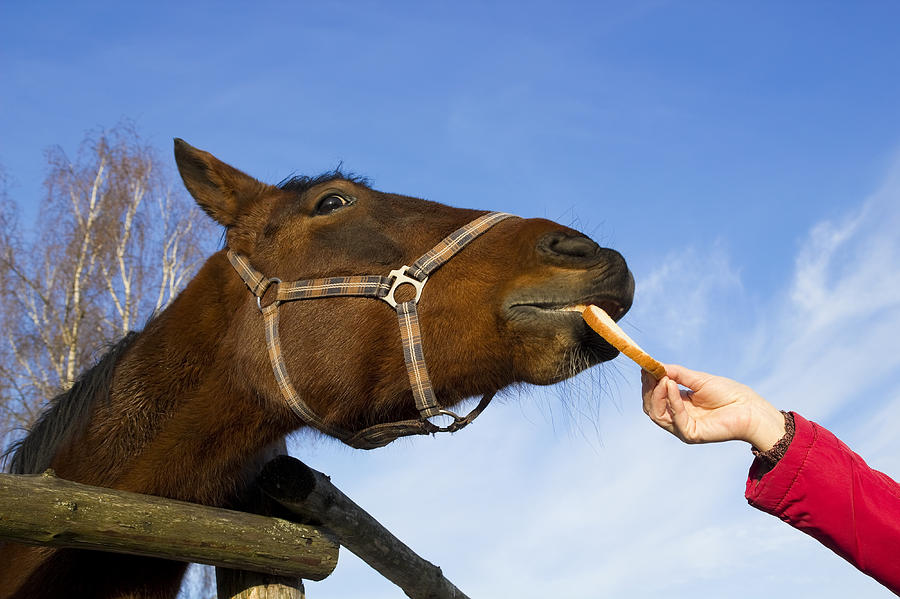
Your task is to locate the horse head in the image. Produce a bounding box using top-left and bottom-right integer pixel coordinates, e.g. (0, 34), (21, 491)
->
(174, 140), (634, 438)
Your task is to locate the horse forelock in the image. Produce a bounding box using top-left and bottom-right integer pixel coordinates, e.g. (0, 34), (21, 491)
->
(3, 332), (139, 475)
(276, 169), (370, 195)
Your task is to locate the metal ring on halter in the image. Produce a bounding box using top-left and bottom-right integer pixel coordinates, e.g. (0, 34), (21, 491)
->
(425, 409), (468, 433)
(382, 266), (428, 308)
(256, 278), (282, 312)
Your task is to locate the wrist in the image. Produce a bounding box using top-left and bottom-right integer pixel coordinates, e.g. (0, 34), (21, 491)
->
(744, 402), (787, 452)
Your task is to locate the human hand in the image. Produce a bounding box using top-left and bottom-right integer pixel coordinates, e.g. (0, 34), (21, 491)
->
(641, 364), (786, 451)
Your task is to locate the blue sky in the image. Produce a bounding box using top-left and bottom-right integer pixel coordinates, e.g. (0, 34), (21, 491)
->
(3, 2), (900, 597)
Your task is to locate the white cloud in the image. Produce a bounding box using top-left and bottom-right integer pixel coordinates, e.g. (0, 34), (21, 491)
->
(789, 206), (867, 314)
(748, 160), (900, 422)
(854, 393), (900, 475)
(632, 242), (743, 353)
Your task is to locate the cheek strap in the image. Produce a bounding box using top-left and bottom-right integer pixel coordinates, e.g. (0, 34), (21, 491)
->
(229, 211), (516, 449)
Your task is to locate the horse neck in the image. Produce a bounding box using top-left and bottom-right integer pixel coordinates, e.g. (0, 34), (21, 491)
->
(59, 251), (295, 506)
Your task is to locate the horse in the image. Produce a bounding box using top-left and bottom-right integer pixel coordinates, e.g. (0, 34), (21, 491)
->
(0, 139), (634, 598)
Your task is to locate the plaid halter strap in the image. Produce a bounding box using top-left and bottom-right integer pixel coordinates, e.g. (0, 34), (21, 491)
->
(228, 211), (517, 450)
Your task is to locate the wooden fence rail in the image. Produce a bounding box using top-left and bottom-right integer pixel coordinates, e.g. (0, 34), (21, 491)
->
(259, 456), (471, 599)
(0, 469), (337, 580)
(0, 459), (471, 599)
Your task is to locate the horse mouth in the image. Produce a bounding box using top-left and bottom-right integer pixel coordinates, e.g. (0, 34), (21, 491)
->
(503, 286), (634, 376)
(509, 297), (627, 320)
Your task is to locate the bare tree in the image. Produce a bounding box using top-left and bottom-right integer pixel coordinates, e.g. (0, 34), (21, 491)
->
(0, 124), (214, 447)
(0, 166), (22, 437)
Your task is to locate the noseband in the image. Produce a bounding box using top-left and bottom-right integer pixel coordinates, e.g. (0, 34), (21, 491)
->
(228, 211), (516, 449)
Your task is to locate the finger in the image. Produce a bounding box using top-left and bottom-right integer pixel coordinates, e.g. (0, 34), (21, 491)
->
(665, 364), (714, 392)
(646, 376), (674, 429)
(642, 373), (665, 413)
(641, 369), (652, 410)
(641, 369), (654, 396)
(666, 378), (698, 442)
(641, 370), (660, 412)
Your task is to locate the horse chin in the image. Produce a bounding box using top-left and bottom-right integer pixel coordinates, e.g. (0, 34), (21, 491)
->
(504, 304), (623, 385)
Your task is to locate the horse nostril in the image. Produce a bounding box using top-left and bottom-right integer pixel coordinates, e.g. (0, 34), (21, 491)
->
(537, 231), (601, 264)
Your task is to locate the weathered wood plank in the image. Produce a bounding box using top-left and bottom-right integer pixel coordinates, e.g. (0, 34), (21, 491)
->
(0, 470), (338, 581)
(258, 456), (470, 599)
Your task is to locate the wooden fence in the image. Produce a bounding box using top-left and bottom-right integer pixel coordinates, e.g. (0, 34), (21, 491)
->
(0, 456), (469, 599)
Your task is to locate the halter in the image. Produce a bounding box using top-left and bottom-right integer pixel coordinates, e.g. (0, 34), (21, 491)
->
(228, 211), (516, 449)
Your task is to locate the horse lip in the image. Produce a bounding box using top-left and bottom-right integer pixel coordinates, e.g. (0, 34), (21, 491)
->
(507, 296), (629, 321)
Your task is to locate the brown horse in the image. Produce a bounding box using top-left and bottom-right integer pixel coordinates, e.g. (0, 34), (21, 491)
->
(0, 140), (634, 598)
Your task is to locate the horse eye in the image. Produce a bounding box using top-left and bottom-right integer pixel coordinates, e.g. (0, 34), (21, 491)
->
(315, 194), (352, 215)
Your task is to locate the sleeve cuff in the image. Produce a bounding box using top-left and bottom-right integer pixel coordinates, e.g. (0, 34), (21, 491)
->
(750, 411), (795, 474)
(745, 412), (817, 513)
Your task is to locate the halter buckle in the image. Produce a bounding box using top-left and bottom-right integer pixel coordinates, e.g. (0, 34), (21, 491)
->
(383, 266), (427, 308)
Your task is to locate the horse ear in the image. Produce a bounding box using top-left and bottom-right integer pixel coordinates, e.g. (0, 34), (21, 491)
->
(173, 139), (270, 227)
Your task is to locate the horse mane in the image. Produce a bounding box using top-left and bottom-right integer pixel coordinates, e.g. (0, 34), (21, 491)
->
(4, 332), (139, 475)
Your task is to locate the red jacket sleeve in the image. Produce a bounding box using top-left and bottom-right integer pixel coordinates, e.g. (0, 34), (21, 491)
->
(745, 412), (900, 595)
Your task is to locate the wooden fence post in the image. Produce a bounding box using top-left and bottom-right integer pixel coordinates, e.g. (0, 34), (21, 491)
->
(216, 570), (305, 599)
(216, 440), (308, 599)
